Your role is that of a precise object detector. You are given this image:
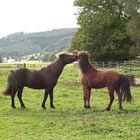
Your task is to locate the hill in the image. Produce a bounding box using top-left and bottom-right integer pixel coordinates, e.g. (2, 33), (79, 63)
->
(0, 28), (77, 57)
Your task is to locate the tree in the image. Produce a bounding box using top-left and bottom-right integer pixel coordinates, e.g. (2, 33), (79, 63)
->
(70, 0), (140, 60)
(127, 14), (140, 55)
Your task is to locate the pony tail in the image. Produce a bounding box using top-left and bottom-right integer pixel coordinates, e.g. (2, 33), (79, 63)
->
(3, 71), (18, 96)
(120, 74), (133, 102)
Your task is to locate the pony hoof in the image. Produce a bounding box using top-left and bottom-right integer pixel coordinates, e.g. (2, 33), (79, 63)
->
(41, 106), (46, 109)
(11, 106), (16, 109)
(50, 105), (55, 109)
(84, 105), (90, 109)
(21, 106), (26, 108)
(119, 107), (123, 110)
(106, 108), (110, 111)
(87, 105), (91, 109)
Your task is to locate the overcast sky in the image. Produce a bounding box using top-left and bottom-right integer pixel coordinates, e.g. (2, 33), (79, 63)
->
(0, 0), (78, 37)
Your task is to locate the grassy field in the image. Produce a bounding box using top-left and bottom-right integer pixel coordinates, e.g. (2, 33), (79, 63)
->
(0, 63), (140, 140)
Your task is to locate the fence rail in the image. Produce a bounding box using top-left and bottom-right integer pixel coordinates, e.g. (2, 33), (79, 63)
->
(92, 61), (140, 68)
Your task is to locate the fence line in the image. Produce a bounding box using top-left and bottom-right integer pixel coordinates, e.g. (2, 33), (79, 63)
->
(0, 63), (48, 69)
(0, 61), (140, 69)
(92, 61), (140, 68)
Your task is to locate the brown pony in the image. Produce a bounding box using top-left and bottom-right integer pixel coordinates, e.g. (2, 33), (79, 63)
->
(3, 53), (77, 109)
(75, 51), (132, 111)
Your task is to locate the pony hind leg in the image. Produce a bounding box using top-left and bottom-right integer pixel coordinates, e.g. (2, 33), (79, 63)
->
(11, 93), (16, 108)
(115, 89), (123, 110)
(17, 87), (25, 108)
(106, 89), (114, 111)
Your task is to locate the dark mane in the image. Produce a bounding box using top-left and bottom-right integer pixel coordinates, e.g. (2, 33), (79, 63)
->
(41, 52), (75, 76)
(41, 57), (64, 77)
(78, 52), (96, 74)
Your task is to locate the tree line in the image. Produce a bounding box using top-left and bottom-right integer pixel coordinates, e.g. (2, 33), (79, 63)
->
(70, 0), (140, 61)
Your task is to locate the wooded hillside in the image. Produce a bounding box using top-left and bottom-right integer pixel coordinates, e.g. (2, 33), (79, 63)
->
(0, 28), (77, 57)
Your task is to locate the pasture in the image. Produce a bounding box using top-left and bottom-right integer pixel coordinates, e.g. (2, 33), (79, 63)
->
(0, 62), (140, 140)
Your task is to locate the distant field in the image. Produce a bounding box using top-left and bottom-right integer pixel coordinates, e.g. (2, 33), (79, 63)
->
(0, 62), (140, 140)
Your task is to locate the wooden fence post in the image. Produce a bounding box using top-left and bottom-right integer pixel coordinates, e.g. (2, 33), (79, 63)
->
(24, 63), (26, 68)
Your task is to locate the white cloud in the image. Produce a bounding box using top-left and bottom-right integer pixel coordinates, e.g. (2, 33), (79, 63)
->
(0, 0), (78, 37)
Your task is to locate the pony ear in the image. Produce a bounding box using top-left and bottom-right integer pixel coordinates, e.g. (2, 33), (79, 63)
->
(59, 54), (62, 58)
(59, 53), (65, 59)
(86, 51), (90, 56)
(74, 50), (80, 55)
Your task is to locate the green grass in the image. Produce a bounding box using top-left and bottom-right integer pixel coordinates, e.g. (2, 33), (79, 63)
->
(0, 63), (140, 140)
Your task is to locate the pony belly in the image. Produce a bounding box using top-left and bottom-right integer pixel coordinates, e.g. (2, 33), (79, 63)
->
(26, 84), (45, 89)
(25, 81), (56, 89)
(84, 80), (106, 89)
(24, 81), (46, 89)
(91, 84), (106, 89)
(86, 78), (106, 89)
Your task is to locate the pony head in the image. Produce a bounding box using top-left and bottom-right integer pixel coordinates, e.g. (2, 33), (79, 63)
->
(59, 52), (77, 65)
(74, 50), (90, 61)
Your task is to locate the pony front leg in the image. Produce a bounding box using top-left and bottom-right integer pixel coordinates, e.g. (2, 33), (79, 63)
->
(83, 95), (87, 109)
(49, 88), (55, 108)
(87, 88), (91, 108)
(83, 86), (91, 109)
(41, 89), (49, 109)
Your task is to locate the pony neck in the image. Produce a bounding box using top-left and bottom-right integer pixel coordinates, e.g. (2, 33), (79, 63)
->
(54, 58), (65, 73)
(43, 58), (64, 78)
(79, 59), (96, 74)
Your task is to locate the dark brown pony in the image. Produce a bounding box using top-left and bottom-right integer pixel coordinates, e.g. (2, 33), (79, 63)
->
(76, 51), (132, 111)
(3, 53), (77, 109)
